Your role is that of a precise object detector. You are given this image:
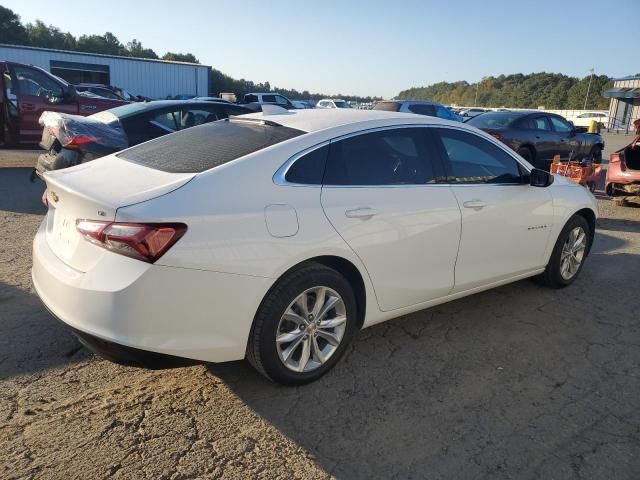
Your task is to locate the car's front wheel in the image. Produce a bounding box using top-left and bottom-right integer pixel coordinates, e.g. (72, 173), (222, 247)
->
(536, 215), (591, 288)
(247, 263), (357, 385)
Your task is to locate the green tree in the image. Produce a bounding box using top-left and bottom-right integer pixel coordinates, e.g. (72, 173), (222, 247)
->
(76, 32), (124, 55)
(0, 5), (27, 45)
(126, 39), (158, 59)
(162, 52), (199, 63)
(25, 20), (76, 50)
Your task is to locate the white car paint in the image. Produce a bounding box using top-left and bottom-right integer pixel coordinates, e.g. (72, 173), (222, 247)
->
(571, 111), (609, 128)
(32, 109), (598, 365)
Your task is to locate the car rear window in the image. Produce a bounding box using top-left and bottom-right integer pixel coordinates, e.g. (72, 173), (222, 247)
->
(116, 119), (305, 173)
(467, 112), (522, 128)
(373, 101), (401, 112)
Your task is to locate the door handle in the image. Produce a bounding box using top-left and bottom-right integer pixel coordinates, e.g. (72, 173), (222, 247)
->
(462, 200), (487, 210)
(345, 207), (378, 219)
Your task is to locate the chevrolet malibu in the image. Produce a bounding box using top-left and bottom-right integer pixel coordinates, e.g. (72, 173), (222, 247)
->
(32, 109), (598, 385)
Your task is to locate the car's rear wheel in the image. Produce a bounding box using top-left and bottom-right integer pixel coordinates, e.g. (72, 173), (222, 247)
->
(517, 146), (534, 164)
(247, 263), (357, 385)
(535, 215), (591, 288)
(590, 145), (603, 164)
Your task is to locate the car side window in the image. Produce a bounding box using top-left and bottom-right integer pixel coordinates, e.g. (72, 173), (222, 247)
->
(13, 65), (63, 98)
(324, 128), (436, 185)
(262, 94), (276, 103)
(408, 104), (436, 116)
(178, 108), (219, 128)
(527, 116), (551, 131)
(285, 145), (329, 185)
(244, 94), (258, 103)
(433, 128), (522, 184)
(435, 106), (453, 120)
(149, 111), (178, 132)
(549, 116), (572, 133)
(274, 95), (290, 106)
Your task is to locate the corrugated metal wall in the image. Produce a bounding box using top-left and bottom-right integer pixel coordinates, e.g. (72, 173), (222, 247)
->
(0, 45), (209, 99)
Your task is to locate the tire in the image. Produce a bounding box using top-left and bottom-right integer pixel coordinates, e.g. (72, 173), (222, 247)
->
(517, 146), (534, 165)
(590, 145), (602, 164)
(535, 215), (591, 289)
(247, 263), (357, 385)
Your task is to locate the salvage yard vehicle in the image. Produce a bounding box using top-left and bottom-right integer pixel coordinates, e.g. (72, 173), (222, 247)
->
(316, 98), (352, 109)
(241, 92), (297, 111)
(0, 62), (127, 146)
(605, 118), (640, 199)
(32, 109), (598, 385)
(35, 100), (252, 175)
(468, 110), (605, 170)
(571, 111), (609, 129)
(373, 99), (464, 122)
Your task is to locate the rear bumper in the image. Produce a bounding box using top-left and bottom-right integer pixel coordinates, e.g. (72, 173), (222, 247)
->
(32, 220), (272, 363)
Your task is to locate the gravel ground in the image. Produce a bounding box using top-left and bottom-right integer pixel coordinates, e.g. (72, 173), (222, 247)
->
(1, 141), (640, 479)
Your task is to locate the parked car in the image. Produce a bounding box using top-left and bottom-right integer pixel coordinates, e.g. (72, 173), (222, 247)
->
(292, 100), (314, 109)
(33, 108), (598, 385)
(35, 100), (251, 175)
(0, 61), (127, 146)
(572, 111), (609, 129)
(373, 99), (463, 122)
(316, 98), (352, 109)
(459, 107), (489, 119)
(241, 92), (296, 111)
(605, 118), (640, 197)
(191, 96), (231, 103)
(75, 83), (142, 102)
(467, 110), (605, 169)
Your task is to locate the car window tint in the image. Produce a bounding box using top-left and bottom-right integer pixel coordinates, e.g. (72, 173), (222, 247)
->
(274, 95), (289, 105)
(118, 120), (304, 173)
(549, 116), (572, 132)
(150, 111), (178, 132)
(528, 117), (550, 131)
(408, 104), (436, 116)
(178, 108), (220, 129)
(324, 128), (436, 185)
(435, 106), (452, 119)
(285, 145), (329, 184)
(434, 128), (522, 184)
(262, 94), (276, 103)
(13, 65), (63, 98)
(244, 94), (258, 103)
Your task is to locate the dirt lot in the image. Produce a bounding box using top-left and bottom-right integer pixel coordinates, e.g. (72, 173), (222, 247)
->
(1, 137), (639, 479)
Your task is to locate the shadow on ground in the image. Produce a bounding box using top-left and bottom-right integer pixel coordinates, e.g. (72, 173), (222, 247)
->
(0, 282), (87, 380)
(208, 247), (640, 479)
(0, 168), (46, 215)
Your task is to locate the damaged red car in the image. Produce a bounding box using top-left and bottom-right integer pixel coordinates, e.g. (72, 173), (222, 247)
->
(606, 119), (640, 197)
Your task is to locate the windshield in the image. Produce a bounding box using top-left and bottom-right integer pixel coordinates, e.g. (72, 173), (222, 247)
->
(467, 112), (523, 128)
(334, 101), (351, 108)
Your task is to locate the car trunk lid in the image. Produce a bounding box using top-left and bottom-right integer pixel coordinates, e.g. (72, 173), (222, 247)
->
(43, 155), (194, 272)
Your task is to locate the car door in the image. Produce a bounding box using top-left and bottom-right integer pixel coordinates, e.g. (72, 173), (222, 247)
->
(320, 126), (461, 311)
(431, 126), (554, 292)
(548, 115), (580, 160)
(9, 64), (77, 143)
(519, 115), (557, 164)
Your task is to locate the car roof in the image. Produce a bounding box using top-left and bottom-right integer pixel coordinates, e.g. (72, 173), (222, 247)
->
(380, 99), (443, 106)
(239, 108), (458, 134)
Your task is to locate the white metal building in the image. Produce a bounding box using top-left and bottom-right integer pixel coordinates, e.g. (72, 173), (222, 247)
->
(604, 75), (640, 133)
(0, 44), (210, 99)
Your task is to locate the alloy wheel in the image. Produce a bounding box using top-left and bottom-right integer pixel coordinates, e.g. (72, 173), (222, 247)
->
(276, 286), (347, 373)
(560, 226), (587, 280)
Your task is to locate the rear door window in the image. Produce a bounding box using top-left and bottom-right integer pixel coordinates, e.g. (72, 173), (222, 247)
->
(408, 104), (437, 116)
(433, 127), (523, 184)
(285, 145), (329, 184)
(262, 94), (277, 103)
(323, 128), (437, 185)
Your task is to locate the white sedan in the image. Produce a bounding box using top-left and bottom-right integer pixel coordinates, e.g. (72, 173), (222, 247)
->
(33, 109), (598, 385)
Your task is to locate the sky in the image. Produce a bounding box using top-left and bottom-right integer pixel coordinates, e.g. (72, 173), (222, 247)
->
(4, 0), (638, 98)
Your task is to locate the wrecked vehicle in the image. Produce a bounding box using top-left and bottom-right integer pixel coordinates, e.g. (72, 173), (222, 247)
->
(0, 61), (127, 146)
(35, 100), (252, 176)
(605, 118), (640, 198)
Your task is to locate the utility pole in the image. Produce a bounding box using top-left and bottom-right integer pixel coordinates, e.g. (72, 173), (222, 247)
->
(583, 68), (594, 109)
(474, 79), (480, 106)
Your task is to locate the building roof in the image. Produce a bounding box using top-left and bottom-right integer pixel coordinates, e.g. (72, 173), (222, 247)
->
(0, 43), (209, 68)
(240, 108), (455, 133)
(613, 74), (640, 82)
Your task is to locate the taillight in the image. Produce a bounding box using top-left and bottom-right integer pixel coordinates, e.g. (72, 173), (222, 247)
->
(76, 220), (187, 263)
(63, 135), (102, 149)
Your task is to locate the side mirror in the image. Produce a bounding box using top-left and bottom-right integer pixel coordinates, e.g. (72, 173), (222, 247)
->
(529, 168), (554, 187)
